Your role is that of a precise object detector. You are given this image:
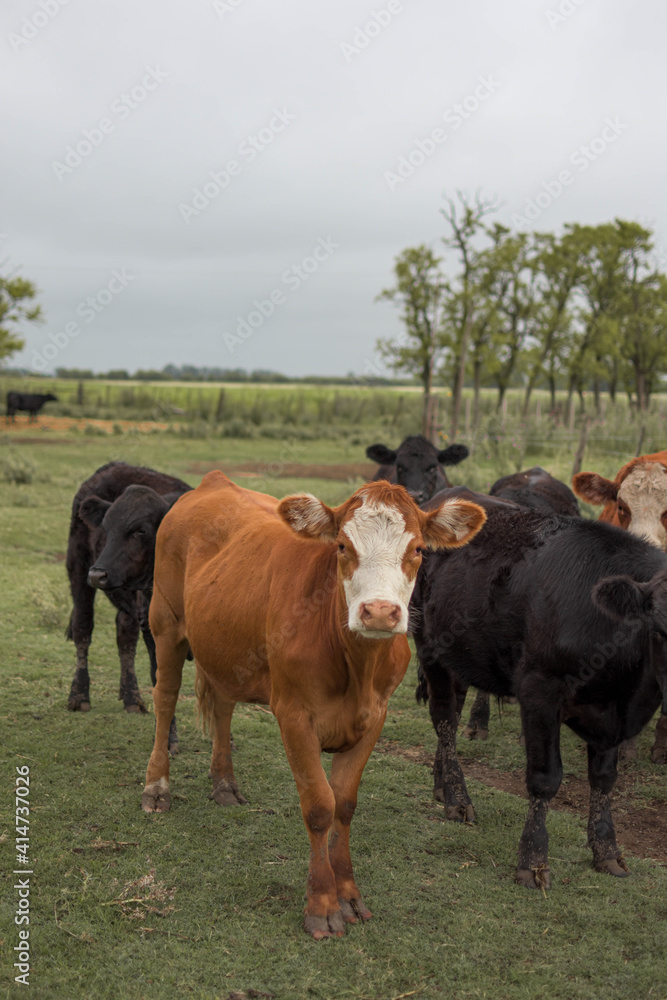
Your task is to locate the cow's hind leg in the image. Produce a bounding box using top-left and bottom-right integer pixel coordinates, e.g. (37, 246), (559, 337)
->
(142, 633), (188, 813)
(587, 745), (628, 877)
(115, 609), (147, 713)
(464, 688), (490, 740)
(140, 613), (178, 754)
(200, 673), (247, 805)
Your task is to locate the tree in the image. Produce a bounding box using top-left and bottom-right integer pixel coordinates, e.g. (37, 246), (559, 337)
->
(440, 192), (499, 438)
(376, 245), (449, 438)
(0, 274), (42, 364)
(520, 230), (583, 416)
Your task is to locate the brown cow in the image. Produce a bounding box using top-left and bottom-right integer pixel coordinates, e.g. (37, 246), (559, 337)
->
(573, 450), (667, 762)
(141, 472), (485, 939)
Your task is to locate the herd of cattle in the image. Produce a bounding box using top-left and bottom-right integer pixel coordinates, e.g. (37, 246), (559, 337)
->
(56, 432), (667, 938)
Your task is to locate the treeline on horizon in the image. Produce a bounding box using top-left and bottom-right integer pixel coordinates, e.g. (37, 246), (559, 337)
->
(1, 364), (412, 387)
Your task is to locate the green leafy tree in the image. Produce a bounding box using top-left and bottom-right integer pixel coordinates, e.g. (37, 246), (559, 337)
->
(376, 245), (449, 438)
(0, 274), (42, 364)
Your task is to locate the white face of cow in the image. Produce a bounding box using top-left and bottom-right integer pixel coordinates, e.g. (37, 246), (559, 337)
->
(617, 463), (667, 550)
(338, 498), (417, 636)
(277, 485), (487, 639)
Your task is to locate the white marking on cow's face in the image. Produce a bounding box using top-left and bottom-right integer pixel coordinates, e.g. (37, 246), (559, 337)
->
(617, 463), (667, 550)
(339, 499), (417, 636)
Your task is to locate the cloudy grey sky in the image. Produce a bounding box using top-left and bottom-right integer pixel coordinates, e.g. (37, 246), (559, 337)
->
(2, 0), (665, 377)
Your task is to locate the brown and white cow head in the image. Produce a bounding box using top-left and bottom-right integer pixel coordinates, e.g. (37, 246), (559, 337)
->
(573, 452), (667, 551)
(278, 482), (486, 637)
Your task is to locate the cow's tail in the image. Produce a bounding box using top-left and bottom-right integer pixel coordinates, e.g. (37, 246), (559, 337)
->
(64, 613), (74, 642)
(194, 663), (215, 735)
(415, 662), (429, 704)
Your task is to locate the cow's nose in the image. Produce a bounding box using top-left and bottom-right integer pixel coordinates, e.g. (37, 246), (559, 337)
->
(360, 601), (401, 631)
(88, 567), (108, 589)
(408, 490), (425, 503)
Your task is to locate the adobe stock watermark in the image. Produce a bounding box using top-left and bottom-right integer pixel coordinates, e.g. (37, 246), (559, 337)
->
(223, 236), (339, 354)
(511, 116), (628, 230)
(51, 66), (168, 182)
(179, 108), (295, 224)
(339, 0), (407, 64)
(383, 74), (501, 191)
(211, 0), (246, 17)
(30, 268), (135, 371)
(545, 0), (588, 30)
(7, 0), (71, 53)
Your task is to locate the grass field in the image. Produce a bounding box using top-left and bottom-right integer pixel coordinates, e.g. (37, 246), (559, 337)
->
(1, 389), (667, 1000)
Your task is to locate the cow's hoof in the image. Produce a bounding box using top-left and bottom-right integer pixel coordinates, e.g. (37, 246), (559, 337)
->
(304, 910), (345, 940)
(463, 726), (488, 741)
(595, 856), (629, 877)
(619, 740), (638, 761)
(515, 866), (551, 890)
(650, 745), (667, 764)
(141, 780), (171, 812)
(445, 803), (476, 823)
(168, 741), (179, 757)
(210, 777), (248, 806)
(67, 696), (91, 712)
(338, 896), (372, 924)
(124, 701), (148, 715)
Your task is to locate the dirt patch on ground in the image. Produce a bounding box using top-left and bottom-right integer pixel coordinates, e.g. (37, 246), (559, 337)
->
(186, 461), (376, 482)
(2, 416), (168, 440)
(375, 739), (667, 865)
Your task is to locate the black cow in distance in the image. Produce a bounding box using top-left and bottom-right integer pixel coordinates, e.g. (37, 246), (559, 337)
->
(7, 391), (58, 421)
(65, 461), (191, 752)
(366, 435), (469, 504)
(411, 487), (667, 888)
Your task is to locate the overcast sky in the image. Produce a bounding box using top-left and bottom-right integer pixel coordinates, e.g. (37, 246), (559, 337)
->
(2, 0), (666, 377)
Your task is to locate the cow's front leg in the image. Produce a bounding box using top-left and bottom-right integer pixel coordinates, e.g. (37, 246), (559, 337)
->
(327, 716), (387, 925)
(587, 744), (628, 877)
(277, 719), (343, 940)
(421, 657), (474, 820)
(66, 577), (95, 711)
(116, 610), (146, 713)
(516, 682), (562, 889)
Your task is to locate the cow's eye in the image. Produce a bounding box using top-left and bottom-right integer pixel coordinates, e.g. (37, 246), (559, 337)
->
(426, 466), (437, 473)
(338, 543), (346, 554)
(133, 528), (146, 537)
(414, 547), (424, 557)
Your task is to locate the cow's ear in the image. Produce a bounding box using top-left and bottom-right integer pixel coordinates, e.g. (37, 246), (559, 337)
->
(438, 443), (469, 466)
(572, 472), (618, 505)
(366, 443), (397, 465)
(592, 574), (649, 621)
(79, 496), (111, 528)
(421, 499), (486, 550)
(278, 493), (337, 541)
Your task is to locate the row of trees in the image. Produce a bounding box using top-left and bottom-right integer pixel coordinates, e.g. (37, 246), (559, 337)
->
(377, 193), (667, 438)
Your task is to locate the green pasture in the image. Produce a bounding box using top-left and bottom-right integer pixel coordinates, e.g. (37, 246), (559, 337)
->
(1, 395), (667, 999)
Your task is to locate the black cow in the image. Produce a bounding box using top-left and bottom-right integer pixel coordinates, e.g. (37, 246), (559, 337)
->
(366, 435), (469, 504)
(412, 487), (667, 887)
(66, 462), (191, 752)
(462, 469), (581, 740)
(6, 391), (58, 421)
(490, 466), (580, 517)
